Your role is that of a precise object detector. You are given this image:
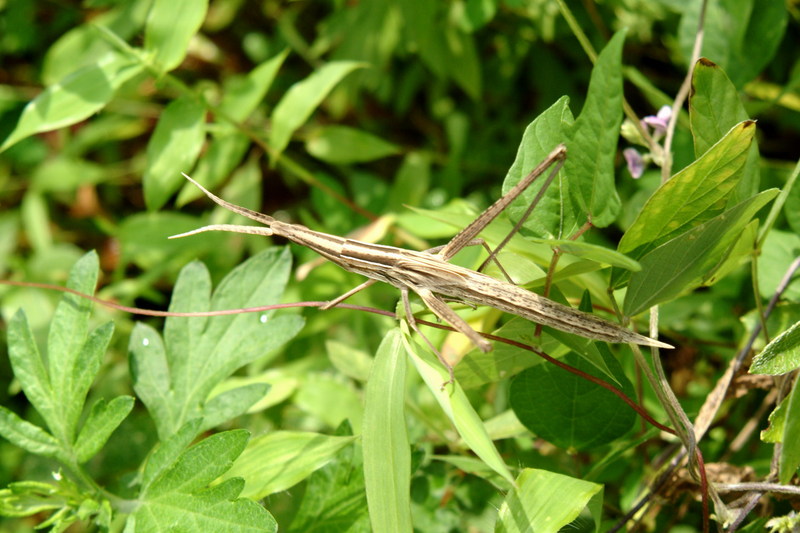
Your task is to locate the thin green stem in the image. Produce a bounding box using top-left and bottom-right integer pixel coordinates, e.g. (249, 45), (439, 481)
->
(662, 0), (708, 182)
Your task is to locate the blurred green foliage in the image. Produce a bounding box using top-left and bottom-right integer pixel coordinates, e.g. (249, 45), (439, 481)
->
(1, 0), (799, 531)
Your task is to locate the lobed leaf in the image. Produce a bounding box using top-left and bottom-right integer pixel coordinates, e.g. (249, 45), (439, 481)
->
(74, 396), (135, 463)
(141, 419), (204, 491)
(129, 323), (175, 436)
(130, 249), (304, 439)
(132, 480), (276, 532)
(0, 408), (62, 459)
(7, 310), (53, 427)
(71, 322), (115, 430)
(133, 430), (276, 531)
(145, 429), (250, 497)
(202, 384), (270, 431)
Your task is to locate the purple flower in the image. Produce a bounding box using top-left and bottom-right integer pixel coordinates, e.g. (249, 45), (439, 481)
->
(643, 105), (672, 137)
(624, 148), (645, 179)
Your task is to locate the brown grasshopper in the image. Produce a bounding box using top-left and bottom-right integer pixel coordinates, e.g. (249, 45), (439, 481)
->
(171, 145), (672, 381)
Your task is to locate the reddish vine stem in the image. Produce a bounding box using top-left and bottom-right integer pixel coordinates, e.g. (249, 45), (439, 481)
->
(1, 277), (675, 435)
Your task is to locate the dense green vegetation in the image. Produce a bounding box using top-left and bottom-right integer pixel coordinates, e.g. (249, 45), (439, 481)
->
(1, 1), (799, 531)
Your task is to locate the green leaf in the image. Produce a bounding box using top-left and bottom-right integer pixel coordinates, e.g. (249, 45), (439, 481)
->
(363, 329), (413, 532)
(219, 49), (290, 122)
(175, 130), (251, 206)
(21, 192), (52, 251)
(386, 151), (432, 212)
(503, 96), (575, 239)
(460, 0), (497, 31)
(0, 407), (61, 458)
(177, 251), (301, 420)
(222, 431), (357, 499)
(118, 212), (225, 269)
(129, 323), (174, 433)
(0, 51), (144, 152)
(398, 2), (482, 99)
(624, 189), (778, 316)
(678, 0), (787, 88)
(31, 157), (106, 193)
(689, 59), (751, 155)
(294, 374), (363, 431)
(268, 60), (365, 162)
(129, 249), (304, 439)
(327, 340), (373, 382)
(210, 371), (298, 415)
(144, 0), (209, 72)
(306, 125), (400, 164)
(0, 213), (17, 278)
(0, 478), (110, 530)
(401, 328), (515, 485)
(779, 377), (800, 484)
(524, 238), (641, 272)
(5, 252), (108, 451)
(617, 120), (757, 259)
(173, 51), (289, 205)
(289, 425), (369, 532)
(74, 396), (135, 463)
(702, 218), (759, 287)
(689, 58), (759, 204)
(133, 430), (277, 532)
(0, 480), (64, 517)
(509, 351), (636, 451)
(454, 318), (555, 389)
(72, 321), (115, 427)
(757, 230), (800, 301)
(145, 429), (250, 497)
(141, 419), (204, 491)
(47, 251), (102, 442)
(41, 0), (151, 84)
(203, 384), (270, 429)
(143, 95), (207, 210)
(564, 30), (625, 228)
(761, 396), (787, 444)
(497, 468), (603, 533)
(7, 310), (53, 428)
(163, 258), (213, 393)
(132, 479), (277, 533)
(750, 321), (800, 375)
